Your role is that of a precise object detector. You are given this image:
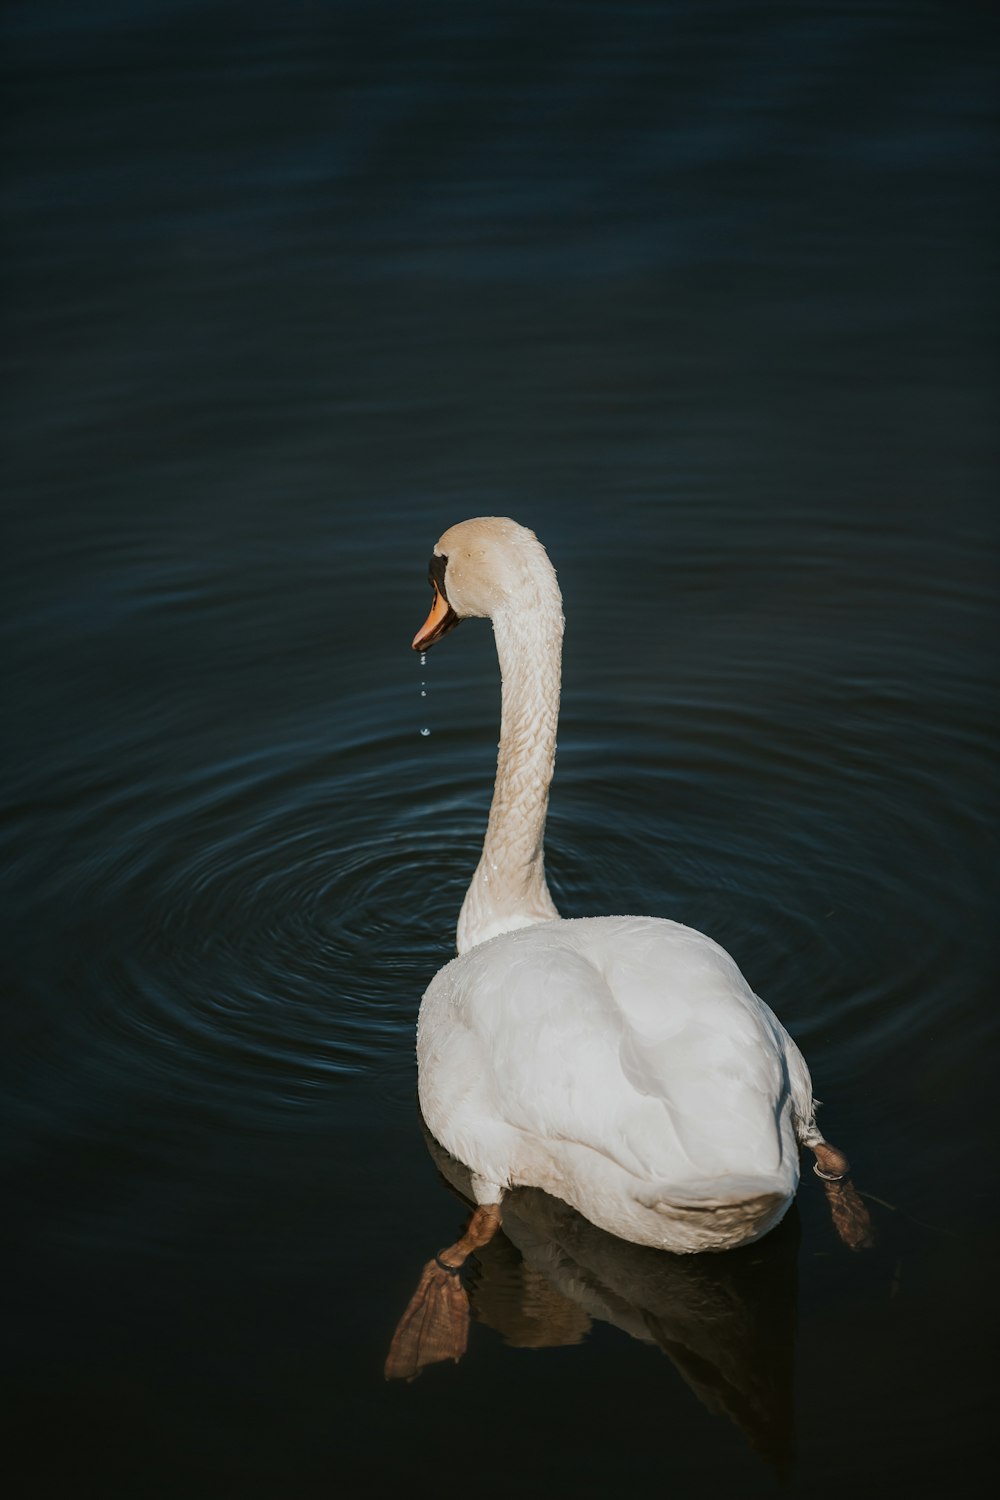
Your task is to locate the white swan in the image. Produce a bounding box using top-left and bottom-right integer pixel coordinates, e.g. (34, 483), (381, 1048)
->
(408, 517), (849, 1266)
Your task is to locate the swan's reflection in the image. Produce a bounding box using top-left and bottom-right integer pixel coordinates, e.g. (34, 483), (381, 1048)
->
(389, 1127), (816, 1469)
(474, 1190), (800, 1470)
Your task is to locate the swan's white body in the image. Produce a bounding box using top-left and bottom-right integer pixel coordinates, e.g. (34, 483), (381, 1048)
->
(413, 518), (825, 1254)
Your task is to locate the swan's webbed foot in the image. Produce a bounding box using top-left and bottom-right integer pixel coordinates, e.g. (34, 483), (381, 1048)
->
(384, 1204), (502, 1381)
(808, 1141), (875, 1250)
(820, 1175), (876, 1251)
(383, 1256), (471, 1380)
(811, 1141), (851, 1180)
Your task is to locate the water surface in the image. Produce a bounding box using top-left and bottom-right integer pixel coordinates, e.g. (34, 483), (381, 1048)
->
(3, 3), (997, 1496)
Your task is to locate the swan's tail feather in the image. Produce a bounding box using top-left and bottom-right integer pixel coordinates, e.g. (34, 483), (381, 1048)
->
(650, 1187), (791, 1249)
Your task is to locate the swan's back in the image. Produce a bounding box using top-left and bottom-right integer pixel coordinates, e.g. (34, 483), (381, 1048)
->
(417, 917), (814, 1252)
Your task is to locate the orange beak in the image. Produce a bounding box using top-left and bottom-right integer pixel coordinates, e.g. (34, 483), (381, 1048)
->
(412, 582), (460, 651)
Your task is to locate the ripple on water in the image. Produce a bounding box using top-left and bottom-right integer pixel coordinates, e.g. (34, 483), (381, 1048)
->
(1, 728), (494, 1129)
(2, 655), (990, 1140)
(551, 682), (993, 1088)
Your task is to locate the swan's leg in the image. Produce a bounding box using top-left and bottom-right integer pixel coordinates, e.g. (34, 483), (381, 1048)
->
(435, 1201), (503, 1268)
(811, 1140), (851, 1181)
(384, 1201), (504, 1381)
(793, 1108), (851, 1181)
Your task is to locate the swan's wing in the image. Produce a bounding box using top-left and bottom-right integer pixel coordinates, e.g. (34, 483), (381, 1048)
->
(419, 918), (802, 1197)
(588, 919), (798, 1178)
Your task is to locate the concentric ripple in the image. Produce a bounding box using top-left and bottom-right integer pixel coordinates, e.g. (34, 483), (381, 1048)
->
(1, 719), (496, 1129)
(2, 605), (994, 1160)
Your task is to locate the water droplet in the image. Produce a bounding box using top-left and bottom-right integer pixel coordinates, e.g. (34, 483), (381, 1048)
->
(420, 690), (426, 697)
(419, 652), (427, 667)
(420, 727), (431, 737)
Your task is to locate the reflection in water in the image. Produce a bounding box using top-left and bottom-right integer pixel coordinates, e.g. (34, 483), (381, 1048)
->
(474, 1192), (800, 1471)
(387, 1126), (872, 1470)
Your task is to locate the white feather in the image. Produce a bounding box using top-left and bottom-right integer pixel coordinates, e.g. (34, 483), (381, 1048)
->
(414, 518), (827, 1253)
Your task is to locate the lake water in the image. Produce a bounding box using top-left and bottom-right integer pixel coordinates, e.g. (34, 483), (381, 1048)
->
(3, 3), (997, 1495)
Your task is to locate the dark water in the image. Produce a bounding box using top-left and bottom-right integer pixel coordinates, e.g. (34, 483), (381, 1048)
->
(3, 3), (997, 1495)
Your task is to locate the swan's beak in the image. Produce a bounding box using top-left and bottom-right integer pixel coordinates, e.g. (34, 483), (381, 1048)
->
(412, 582), (460, 651)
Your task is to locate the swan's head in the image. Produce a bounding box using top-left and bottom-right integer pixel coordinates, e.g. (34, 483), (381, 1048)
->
(412, 517), (556, 651)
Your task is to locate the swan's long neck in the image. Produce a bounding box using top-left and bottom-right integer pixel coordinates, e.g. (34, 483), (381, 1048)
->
(456, 575), (564, 954)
